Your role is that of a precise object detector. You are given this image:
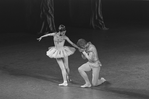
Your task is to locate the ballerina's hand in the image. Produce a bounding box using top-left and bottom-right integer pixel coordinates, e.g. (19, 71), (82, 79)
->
(79, 48), (85, 52)
(37, 37), (42, 41)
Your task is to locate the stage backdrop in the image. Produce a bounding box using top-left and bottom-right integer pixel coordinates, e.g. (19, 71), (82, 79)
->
(54, 0), (107, 29)
(0, 0), (149, 33)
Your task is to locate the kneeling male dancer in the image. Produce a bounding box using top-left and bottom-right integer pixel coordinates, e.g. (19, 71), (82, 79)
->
(77, 39), (106, 88)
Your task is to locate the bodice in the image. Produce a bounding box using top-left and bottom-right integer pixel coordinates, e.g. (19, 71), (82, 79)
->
(53, 34), (65, 48)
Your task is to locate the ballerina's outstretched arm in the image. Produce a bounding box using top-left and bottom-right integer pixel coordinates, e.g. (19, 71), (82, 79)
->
(37, 32), (56, 41)
(65, 36), (80, 50)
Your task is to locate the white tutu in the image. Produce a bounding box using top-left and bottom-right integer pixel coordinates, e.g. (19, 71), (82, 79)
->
(46, 46), (76, 58)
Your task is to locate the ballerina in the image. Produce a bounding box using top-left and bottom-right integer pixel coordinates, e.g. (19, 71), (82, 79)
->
(37, 24), (80, 86)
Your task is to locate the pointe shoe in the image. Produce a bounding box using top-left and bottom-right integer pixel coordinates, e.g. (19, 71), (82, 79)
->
(59, 82), (68, 86)
(81, 83), (91, 88)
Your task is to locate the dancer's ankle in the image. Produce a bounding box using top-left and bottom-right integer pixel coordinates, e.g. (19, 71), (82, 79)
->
(67, 76), (72, 82)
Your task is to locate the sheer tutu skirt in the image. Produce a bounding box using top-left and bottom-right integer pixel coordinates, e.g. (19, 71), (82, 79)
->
(46, 46), (76, 58)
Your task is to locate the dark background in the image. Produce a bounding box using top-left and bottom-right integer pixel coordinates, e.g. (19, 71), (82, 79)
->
(0, 0), (149, 33)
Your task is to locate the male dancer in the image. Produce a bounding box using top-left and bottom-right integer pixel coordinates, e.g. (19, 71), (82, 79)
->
(77, 39), (106, 88)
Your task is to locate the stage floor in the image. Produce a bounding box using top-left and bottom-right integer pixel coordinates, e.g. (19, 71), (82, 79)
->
(0, 23), (149, 99)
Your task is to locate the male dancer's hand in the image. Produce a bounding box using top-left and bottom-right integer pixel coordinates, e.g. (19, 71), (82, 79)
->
(81, 54), (86, 59)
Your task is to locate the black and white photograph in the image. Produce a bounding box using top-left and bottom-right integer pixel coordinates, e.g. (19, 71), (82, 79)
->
(0, 0), (149, 99)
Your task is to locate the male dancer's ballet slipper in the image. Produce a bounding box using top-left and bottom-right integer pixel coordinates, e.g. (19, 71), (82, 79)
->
(100, 77), (106, 83)
(81, 83), (91, 88)
(96, 77), (106, 86)
(59, 82), (68, 86)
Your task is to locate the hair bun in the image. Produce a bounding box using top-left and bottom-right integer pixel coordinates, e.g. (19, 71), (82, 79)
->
(59, 24), (66, 31)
